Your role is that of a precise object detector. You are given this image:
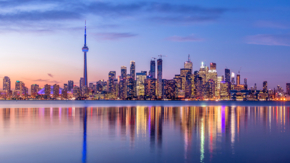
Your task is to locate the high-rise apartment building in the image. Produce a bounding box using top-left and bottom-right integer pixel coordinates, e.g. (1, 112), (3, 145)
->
(162, 79), (176, 99)
(130, 61), (135, 80)
(157, 58), (162, 98)
(236, 74), (240, 85)
(53, 84), (59, 98)
(31, 84), (39, 97)
(184, 54), (193, 71)
(263, 81), (268, 93)
(44, 84), (51, 96)
(286, 83), (290, 95)
(108, 71), (116, 93)
(150, 59), (156, 78)
(225, 69), (230, 83)
(144, 78), (156, 100)
(68, 80), (74, 92)
(3, 76), (11, 92)
(199, 62), (207, 85)
(136, 72), (146, 97)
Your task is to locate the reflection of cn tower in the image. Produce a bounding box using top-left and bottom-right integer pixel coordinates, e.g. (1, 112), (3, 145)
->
(82, 107), (87, 163)
(82, 21), (89, 87)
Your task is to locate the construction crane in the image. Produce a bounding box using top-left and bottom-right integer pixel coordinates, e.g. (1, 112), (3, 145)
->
(158, 55), (167, 59)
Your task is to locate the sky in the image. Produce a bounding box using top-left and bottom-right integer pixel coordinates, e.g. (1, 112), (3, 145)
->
(0, 0), (289, 90)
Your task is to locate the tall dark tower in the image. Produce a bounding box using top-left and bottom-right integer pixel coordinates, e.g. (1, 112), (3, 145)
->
(157, 58), (162, 97)
(225, 68), (230, 83)
(150, 59), (156, 78)
(82, 21), (89, 87)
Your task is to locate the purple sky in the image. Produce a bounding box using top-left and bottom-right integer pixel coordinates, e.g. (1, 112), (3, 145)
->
(0, 0), (289, 90)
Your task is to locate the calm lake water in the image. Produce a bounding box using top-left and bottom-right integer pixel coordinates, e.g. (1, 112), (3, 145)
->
(1, 101), (290, 163)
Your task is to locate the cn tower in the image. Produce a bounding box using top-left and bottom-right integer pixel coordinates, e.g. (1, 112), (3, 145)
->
(82, 21), (89, 87)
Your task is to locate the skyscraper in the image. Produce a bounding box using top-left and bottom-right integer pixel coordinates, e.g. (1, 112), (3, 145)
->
(198, 62), (206, 84)
(130, 61), (136, 80)
(157, 58), (162, 98)
(82, 21), (89, 88)
(236, 74), (240, 85)
(231, 72), (235, 85)
(286, 83), (290, 95)
(3, 76), (11, 92)
(225, 69), (230, 83)
(244, 78), (248, 90)
(150, 59), (156, 78)
(210, 62), (216, 70)
(108, 71), (116, 93)
(53, 84), (59, 98)
(184, 54), (193, 71)
(263, 81), (268, 93)
(80, 78), (85, 91)
(44, 84), (51, 97)
(31, 84), (39, 97)
(68, 80), (74, 92)
(136, 72), (147, 97)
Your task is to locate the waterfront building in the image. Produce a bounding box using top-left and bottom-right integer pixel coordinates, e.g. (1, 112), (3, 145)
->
(157, 58), (162, 98)
(184, 54), (193, 71)
(73, 86), (81, 98)
(80, 77), (85, 92)
(144, 78), (156, 100)
(225, 69), (230, 83)
(162, 79), (176, 100)
(127, 76), (134, 99)
(194, 76), (203, 100)
(216, 76), (223, 97)
(130, 61), (136, 80)
(31, 84), (39, 98)
(53, 84), (59, 98)
(174, 75), (183, 98)
(44, 84), (51, 97)
(263, 81), (268, 93)
(136, 72), (146, 97)
(207, 63), (217, 97)
(236, 74), (240, 85)
(180, 68), (191, 92)
(244, 78), (248, 90)
(3, 76), (11, 92)
(231, 72), (235, 85)
(150, 59), (156, 78)
(108, 71), (116, 93)
(199, 62), (207, 85)
(287, 83), (290, 95)
(220, 81), (230, 100)
(204, 79), (215, 99)
(68, 80), (74, 92)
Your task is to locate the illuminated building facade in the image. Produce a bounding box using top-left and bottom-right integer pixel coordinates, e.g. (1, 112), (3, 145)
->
(53, 84), (59, 98)
(157, 58), (162, 98)
(225, 69), (230, 83)
(130, 61), (135, 80)
(236, 74), (240, 85)
(174, 75), (183, 98)
(108, 71), (116, 93)
(144, 78), (156, 100)
(263, 81), (268, 93)
(199, 62), (206, 85)
(3, 76), (11, 92)
(220, 82), (230, 100)
(150, 59), (156, 78)
(184, 54), (193, 71)
(136, 72), (146, 97)
(287, 83), (290, 95)
(162, 79), (176, 99)
(31, 84), (39, 98)
(127, 76), (134, 99)
(68, 80), (74, 92)
(244, 78), (248, 90)
(44, 84), (51, 97)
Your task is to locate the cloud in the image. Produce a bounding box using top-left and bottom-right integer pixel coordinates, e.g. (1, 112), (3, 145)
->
(0, 1), (232, 32)
(166, 34), (204, 42)
(254, 21), (289, 29)
(95, 32), (137, 40)
(48, 73), (53, 78)
(246, 34), (290, 46)
(31, 79), (60, 84)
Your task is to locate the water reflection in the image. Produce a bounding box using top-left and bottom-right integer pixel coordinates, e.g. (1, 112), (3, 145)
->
(0, 106), (290, 162)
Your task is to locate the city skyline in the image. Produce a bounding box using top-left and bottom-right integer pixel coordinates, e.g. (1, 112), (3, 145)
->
(0, 0), (289, 90)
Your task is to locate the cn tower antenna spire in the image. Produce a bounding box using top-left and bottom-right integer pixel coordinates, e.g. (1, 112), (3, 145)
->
(84, 20), (87, 46)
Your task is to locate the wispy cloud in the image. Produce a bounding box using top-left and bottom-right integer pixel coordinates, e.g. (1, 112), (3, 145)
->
(254, 21), (289, 29)
(31, 79), (60, 84)
(48, 73), (53, 78)
(95, 32), (137, 40)
(0, 1), (232, 32)
(246, 34), (290, 46)
(166, 34), (204, 42)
